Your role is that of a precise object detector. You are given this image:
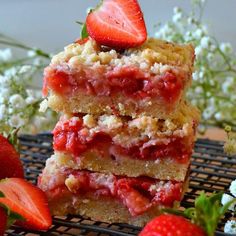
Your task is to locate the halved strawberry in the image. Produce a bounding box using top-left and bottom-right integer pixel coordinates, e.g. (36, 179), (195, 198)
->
(0, 178), (52, 231)
(0, 134), (24, 179)
(86, 0), (147, 49)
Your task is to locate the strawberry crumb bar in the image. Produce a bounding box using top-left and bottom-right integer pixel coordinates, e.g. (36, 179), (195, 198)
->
(39, 0), (199, 227)
(43, 38), (194, 118)
(38, 159), (188, 226)
(52, 103), (199, 181)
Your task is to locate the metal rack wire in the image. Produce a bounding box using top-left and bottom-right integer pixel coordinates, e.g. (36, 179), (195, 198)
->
(5, 133), (236, 236)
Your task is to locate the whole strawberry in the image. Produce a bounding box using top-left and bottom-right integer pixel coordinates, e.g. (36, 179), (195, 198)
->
(0, 134), (24, 179)
(0, 207), (7, 236)
(139, 214), (206, 236)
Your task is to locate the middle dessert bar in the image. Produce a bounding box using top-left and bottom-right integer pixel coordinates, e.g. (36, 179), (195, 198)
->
(52, 103), (199, 181)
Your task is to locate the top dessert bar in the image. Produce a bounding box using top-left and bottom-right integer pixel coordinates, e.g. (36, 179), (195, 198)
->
(43, 37), (194, 118)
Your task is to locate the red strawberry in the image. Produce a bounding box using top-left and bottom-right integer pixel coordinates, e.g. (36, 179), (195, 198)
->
(117, 179), (150, 216)
(0, 178), (52, 231)
(0, 207), (7, 236)
(139, 214), (206, 236)
(0, 134), (24, 179)
(86, 0), (147, 49)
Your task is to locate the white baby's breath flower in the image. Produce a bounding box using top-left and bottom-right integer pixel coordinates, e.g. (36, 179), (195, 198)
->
(4, 67), (17, 77)
(207, 52), (214, 61)
(9, 94), (26, 109)
(222, 80), (233, 93)
(202, 108), (215, 120)
(195, 45), (204, 58)
(27, 50), (37, 57)
(172, 13), (182, 23)
(33, 58), (42, 66)
(19, 65), (32, 74)
(224, 220), (236, 234)
(187, 17), (194, 25)
(214, 112), (224, 121)
(198, 70), (206, 79)
(230, 180), (236, 197)
(0, 74), (11, 84)
(195, 86), (203, 94)
(220, 42), (233, 54)
(0, 104), (7, 120)
(0, 48), (12, 61)
(200, 36), (211, 48)
(0, 96), (5, 104)
(221, 193), (236, 211)
(209, 44), (216, 52)
(184, 31), (193, 41)
(173, 7), (181, 14)
(25, 96), (37, 105)
(0, 88), (10, 98)
(192, 72), (198, 81)
(8, 107), (14, 114)
(155, 24), (172, 39)
(193, 29), (204, 39)
(8, 114), (26, 128)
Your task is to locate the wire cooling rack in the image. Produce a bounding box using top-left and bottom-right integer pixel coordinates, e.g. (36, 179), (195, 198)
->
(5, 133), (236, 236)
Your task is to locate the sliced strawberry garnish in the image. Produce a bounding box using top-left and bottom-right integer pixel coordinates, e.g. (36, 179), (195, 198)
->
(86, 0), (147, 49)
(0, 207), (7, 235)
(0, 178), (52, 230)
(0, 134), (24, 179)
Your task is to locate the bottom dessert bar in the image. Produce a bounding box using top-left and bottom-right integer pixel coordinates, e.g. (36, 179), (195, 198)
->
(38, 157), (189, 226)
(48, 193), (180, 227)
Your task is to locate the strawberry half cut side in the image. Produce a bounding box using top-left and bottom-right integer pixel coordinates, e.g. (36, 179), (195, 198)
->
(0, 178), (52, 231)
(86, 0), (147, 49)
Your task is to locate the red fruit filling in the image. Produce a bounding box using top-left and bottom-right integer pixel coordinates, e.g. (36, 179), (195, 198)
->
(53, 117), (192, 163)
(46, 170), (183, 216)
(43, 65), (183, 103)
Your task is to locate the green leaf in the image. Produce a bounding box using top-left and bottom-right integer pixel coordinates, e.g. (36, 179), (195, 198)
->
(7, 127), (20, 151)
(0, 191), (5, 198)
(80, 24), (88, 39)
(162, 208), (186, 217)
(76, 21), (89, 40)
(7, 211), (25, 228)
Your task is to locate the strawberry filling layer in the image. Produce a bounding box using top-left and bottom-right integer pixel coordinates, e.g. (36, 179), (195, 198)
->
(43, 65), (183, 103)
(41, 170), (183, 216)
(53, 118), (192, 163)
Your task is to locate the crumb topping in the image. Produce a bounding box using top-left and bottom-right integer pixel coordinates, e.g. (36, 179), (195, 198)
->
(51, 38), (194, 75)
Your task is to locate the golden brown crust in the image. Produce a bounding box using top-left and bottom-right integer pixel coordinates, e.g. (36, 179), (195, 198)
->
(47, 92), (184, 118)
(49, 193), (165, 227)
(54, 152), (190, 181)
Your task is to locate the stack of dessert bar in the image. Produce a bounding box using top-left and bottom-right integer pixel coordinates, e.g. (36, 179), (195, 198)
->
(38, 38), (199, 226)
